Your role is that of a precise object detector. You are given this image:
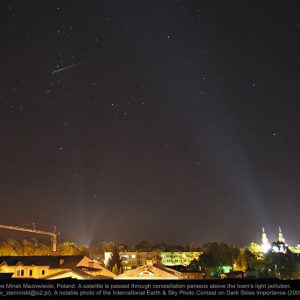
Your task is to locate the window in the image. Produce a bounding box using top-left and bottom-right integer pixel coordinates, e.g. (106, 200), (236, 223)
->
(29, 270), (33, 276)
(17, 269), (24, 276)
(41, 270), (45, 275)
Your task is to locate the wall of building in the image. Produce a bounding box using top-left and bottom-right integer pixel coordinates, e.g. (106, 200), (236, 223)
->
(104, 251), (202, 269)
(0, 265), (70, 279)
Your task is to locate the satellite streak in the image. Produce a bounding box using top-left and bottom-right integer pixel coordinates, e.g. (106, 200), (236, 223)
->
(51, 62), (84, 74)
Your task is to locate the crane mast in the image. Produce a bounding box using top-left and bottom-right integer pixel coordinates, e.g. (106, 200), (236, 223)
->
(0, 223), (58, 252)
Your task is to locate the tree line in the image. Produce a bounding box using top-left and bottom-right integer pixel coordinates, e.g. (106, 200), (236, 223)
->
(1, 238), (299, 279)
(0, 238), (88, 256)
(105, 241), (300, 279)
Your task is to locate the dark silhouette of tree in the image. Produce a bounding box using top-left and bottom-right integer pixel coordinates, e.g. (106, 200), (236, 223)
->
(119, 243), (136, 252)
(241, 248), (257, 270)
(188, 259), (202, 272)
(102, 241), (117, 252)
(169, 245), (186, 252)
(264, 249), (296, 279)
(107, 245), (122, 274)
(198, 242), (240, 276)
(186, 242), (201, 252)
(135, 240), (153, 251)
(152, 243), (169, 252)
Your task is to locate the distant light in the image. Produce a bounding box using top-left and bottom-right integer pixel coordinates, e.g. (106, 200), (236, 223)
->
(261, 243), (271, 253)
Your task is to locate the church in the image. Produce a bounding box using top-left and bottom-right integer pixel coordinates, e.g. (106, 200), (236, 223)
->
(260, 226), (288, 254)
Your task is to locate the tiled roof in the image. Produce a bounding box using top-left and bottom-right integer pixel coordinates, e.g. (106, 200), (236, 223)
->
(0, 256), (85, 268)
(42, 268), (113, 280)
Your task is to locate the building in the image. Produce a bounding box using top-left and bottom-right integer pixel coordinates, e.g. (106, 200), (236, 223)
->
(271, 227), (288, 253)
(247, 226), (296, 256)
(115, 261), (179, 279)
(221, 271), (244, 279)
(247, 242), (262, 255)
(115, 260), (204, 280)
(120, 252), (162, 269)
(161, 252), (201, 266)
(104, 251), (202, 270)
(104, 252), (162, 270)
(0, 255), (115, 279)
(42, 268), (112, 280)
(157, 265), (204, 279)
(289, 244), (300, 254)
(261, 227), (271, 253)
(244, 268), (257, 279)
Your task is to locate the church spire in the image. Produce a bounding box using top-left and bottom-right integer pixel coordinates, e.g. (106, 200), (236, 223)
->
(278, 226), (285, 243)
(261, 227), (271, 253)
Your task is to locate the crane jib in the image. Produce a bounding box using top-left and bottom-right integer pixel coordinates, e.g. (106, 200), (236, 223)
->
(0, 224), (58, 252)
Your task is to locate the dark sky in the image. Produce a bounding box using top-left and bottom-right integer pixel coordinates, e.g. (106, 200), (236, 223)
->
(0, 0), (299, 247)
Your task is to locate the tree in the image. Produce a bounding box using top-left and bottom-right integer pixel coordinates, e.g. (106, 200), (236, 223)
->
(240, 248), (257, 271)
(264, 250), (296, 279)
(119, 243), (132, 252)
(102, 241), (117, 252)
(135, 240), (153, 251)
(112, 264), (119, 275)
(168, 245), (186, 252)
(0, 239), (21, 256)
(186, 242), (200, 252)
(188, 259), (202, 272)
(152, 243), (168, 252)
(107, 245), (122, 274)
(58, 242), (82, 255)
(88, 244), (103, 261)
(198, 242), (241, 276)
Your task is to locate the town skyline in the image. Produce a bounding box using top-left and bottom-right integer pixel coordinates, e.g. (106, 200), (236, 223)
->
(0, 222), (298, 250)
(1, 1), (299, 247)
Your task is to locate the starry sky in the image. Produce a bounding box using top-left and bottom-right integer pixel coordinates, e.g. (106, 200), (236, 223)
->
(0, 0), (300, 247)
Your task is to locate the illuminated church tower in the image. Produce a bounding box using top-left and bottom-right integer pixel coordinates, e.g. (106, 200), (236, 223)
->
(261, 227), (271, 253)
(271, 226), (288, 253)
(278, 226), (285, 243)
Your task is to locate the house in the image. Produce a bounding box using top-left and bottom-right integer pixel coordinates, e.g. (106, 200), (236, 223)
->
(104, 251), (162, 269)
(244, 268), (257, 279)
(221, 271), (244, 279)
(157, 265), (205, 280)
(0, 255), (115, 279)
(0, 273), (14, 279)
(104, 251), (202, 270)
(42, 268), (113, 280)
(115, 261), (179, 279)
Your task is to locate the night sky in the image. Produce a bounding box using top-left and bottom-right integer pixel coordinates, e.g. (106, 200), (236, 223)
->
(1, 0), (300, 247)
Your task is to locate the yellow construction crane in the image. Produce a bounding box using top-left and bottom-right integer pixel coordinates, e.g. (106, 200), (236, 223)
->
(0, 223), (58, 252)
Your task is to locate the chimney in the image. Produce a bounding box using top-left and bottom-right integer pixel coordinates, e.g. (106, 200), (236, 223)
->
(146, 260), (153, 266)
